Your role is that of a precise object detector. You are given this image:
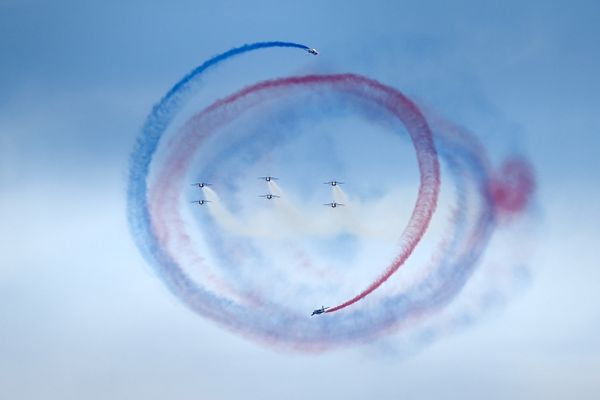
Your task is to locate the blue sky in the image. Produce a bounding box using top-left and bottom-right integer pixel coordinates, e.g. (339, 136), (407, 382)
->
(1, 1), (599, 399)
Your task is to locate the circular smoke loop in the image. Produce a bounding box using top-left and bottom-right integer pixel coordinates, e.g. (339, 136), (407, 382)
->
(127, 41), (536, 351)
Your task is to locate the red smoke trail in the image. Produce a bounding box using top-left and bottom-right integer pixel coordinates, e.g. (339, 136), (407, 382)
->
(490, 157), (535, 217)
(149, 74), (440, 315)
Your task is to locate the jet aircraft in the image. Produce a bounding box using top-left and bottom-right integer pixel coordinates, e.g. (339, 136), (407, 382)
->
(323, 202), (344, 208)
(311, 306), (329, 316)
(191, 182), (211, 188)
(191, 200), (211, 205)
(258, 176), (278, 182)
(307, 48), (319, 55)
(259, 194), (280, 200)
(324, 180), (344, 186)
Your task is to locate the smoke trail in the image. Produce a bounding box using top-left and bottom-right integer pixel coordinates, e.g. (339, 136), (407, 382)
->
(266, 181), (333, 236)
(329, 186), (377, 238)
(127, 41), (314, 332)
(201, 180), (416, 241)
(201, 187), (252, 235)
(127, 41), (536, 351)
(152, 74), (440, 313)
(128, 41), (310, 264)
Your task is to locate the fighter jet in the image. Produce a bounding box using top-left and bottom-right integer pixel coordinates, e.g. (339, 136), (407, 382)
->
(191, 200), (211, 205)
(259, 194), (280, 200)
(324, 202), (344, 208)
(191, 182), (211, 188)
(324, 180), (344, 186)
(311, 306), (329, 316)
(258, 176), (278, 182)
(307, 48), (319, 55)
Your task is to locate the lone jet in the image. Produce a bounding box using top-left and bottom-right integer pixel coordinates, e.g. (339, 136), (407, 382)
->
(324, 202), (344, 208)
(258, 176), (278, 182)
(307, 48), (319, 55)
(259, 194), (280, 200)
(191, 200), (211, 205)
(191, 182), (211, 188)
(324, 180), (344, 186)
(311, 306), (329, 316)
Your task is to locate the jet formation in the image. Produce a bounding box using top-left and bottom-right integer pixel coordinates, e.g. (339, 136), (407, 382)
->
(191, 177), (346, 208)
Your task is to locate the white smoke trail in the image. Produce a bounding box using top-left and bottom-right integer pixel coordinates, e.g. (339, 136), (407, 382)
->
(201, 187), (262, 236)
(331, 185), (365, 235)
(268, 181), (337, 236)
(201, 182), (413, 241)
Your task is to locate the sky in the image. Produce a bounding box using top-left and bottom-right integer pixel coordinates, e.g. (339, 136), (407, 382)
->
(1, 1), (600, 399)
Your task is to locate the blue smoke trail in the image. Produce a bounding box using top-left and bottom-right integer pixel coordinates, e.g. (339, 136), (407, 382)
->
(127, 41), (310, 322)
